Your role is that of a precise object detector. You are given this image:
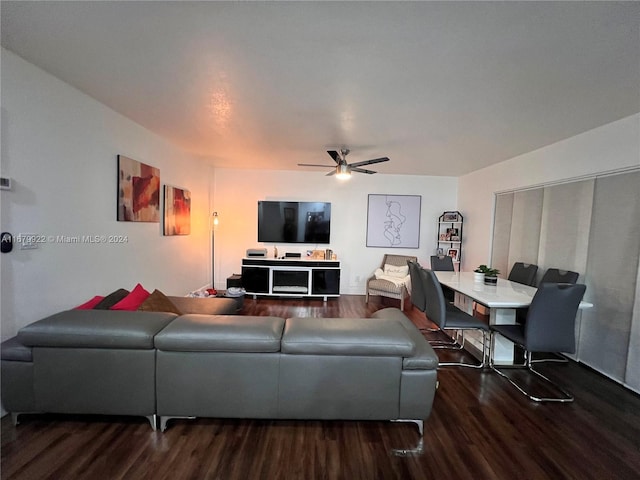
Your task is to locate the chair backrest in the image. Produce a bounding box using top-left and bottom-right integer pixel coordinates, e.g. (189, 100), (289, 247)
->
(525, 283), (586, 354)
(421, 268), (447, 328)
(508, 262), (538, 286)
(380, 254), (418, 269)
(540, 268), (579, 285)
(430, 255), (454, 271)
(407, 260), (426, 312)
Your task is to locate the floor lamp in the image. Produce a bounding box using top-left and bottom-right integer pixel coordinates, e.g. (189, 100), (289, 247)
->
(211, 212), (219, 290)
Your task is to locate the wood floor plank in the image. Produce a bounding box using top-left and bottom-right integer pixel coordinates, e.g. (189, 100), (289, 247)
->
(2, 295), (640, 479)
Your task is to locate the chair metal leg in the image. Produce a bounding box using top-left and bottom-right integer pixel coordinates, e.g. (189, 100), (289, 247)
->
(489, 335), (574, 402)
(530, 352), (569, 364)
(434, 330), (488, 369)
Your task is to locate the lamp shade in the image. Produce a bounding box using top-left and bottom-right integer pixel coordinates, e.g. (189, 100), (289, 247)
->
(335, 164), (351, 180)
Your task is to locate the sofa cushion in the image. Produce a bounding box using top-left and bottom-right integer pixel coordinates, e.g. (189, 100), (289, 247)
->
(17, 310), (178, 349)
(138, 289), (182, 315)
(110, 283), (150, 311)
(1, 336), (33, 362)
(74, 295), (105, 310)
(281, 317), (415, 357)
(383, 263), (409, 278)
(93, 288), (129, 309)
(372, 307), (439, 370)
(154, 315), (285, 353)
(166, 296), (237, 315)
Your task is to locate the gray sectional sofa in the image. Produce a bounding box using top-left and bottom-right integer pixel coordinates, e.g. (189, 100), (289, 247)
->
(1, 303), (438, 437)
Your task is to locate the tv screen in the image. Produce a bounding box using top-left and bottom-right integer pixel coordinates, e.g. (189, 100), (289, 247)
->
(258, 201), (331, 244)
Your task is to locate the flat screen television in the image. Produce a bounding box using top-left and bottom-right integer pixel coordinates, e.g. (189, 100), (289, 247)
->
(258, 201), (331, 244)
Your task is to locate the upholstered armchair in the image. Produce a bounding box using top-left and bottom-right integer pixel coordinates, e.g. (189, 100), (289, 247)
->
(365, 254), (417, 311)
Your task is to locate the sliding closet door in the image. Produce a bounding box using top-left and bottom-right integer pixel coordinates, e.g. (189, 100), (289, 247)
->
(580, 172), (640, 382)
(506, 189), (543, 272)
(537, 180), (594, 283)
(627, 261), (640, 391)
(537, 180), (595, 359)
(491, 193), (514, 277)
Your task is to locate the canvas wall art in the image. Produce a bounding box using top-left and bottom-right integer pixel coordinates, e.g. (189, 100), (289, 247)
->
(117, 155), (160, 222)
(366, 194), (421, 248)
(163, 185), (191, 235)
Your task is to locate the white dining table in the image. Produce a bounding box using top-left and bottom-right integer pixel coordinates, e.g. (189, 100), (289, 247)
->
(433, 271), (593, 364)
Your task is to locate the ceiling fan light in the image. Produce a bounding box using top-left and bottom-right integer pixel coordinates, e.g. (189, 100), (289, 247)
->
(336, 164), (351, 180)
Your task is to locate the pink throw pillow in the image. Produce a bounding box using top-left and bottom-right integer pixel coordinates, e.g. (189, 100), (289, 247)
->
(74, 295), (105, 310)
(110, 283), (151, 311)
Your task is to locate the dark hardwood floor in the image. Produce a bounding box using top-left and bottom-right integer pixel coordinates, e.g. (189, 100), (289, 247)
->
(2, 295), (640, 479)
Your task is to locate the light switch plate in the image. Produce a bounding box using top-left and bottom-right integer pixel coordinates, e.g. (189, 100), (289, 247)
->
(20, 234), (38, 250)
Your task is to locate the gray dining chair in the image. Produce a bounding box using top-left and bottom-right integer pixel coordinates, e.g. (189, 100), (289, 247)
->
(408, 260), (427, 313)
(540, 268), (579, 285)
(510, 262), (539, 326)
(530, 267), (580, 363)
(430, 255), (455, 302)
(408, 260), (441, 335)
(507, 262), (538, 287)
(430, 255), (454, 271)
(489, 282), (586, 402)
(422, 267), (489, 368)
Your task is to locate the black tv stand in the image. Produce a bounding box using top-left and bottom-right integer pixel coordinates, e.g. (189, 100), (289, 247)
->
(241, 258), (340, 301)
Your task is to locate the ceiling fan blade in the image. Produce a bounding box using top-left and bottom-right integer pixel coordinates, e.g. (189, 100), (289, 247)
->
(298, 163), (335, 167)
(351, 167), (377, 174)
(325, 170), (336, 176)
(327, 150), (341, 164)
(348, 157), (390, 168)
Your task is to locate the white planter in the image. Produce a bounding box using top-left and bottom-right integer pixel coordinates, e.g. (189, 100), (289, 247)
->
(473, 272), (485, 283)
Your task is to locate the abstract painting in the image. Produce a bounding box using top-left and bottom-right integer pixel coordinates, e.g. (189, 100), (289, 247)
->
(366, 194), (421, 248)
(163, 185), (191, 235)
(117, 155), (160, 222)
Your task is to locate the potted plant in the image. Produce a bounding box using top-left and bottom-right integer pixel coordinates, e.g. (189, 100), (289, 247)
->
(473, 265), (490, 283)
(483, 267), (500, 285)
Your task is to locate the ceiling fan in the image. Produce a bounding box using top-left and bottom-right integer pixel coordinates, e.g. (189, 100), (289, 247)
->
(298, 148), (390, 179)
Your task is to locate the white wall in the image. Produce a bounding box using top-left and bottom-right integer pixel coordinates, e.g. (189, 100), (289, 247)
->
(0, 49), (214, 339)
(213, 168), (458, 294)
(458, 113), (640, 272)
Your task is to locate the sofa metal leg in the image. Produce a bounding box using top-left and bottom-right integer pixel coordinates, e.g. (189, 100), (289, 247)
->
(390, 419), (425, 456)
(391, 437), (424, 457)
(159, 416), (196, 432)
(146, 414), (157, 431)
(391, 419), (423, 436)
(11, 413), (20, 426)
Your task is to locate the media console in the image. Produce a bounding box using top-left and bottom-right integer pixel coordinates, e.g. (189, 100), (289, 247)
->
(241, 258), (340, 301)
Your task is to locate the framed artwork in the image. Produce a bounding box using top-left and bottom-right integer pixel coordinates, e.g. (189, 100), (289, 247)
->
(443, 211), (459, 222)
(448, 249), (459, 261)
(163, 185), (191, 235)
(117, 155), (160, 222)
(366, 194), (421, 248)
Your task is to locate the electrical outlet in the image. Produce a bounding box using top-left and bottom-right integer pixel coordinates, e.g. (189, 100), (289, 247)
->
(0, 177), (11, 190)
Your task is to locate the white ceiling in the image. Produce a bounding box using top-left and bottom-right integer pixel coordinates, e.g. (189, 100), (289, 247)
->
(2, 1), (638, 176)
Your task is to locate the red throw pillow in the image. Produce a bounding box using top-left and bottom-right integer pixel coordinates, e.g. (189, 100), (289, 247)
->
(110, 283), (151, 311)
(74, 295), (105, 310)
